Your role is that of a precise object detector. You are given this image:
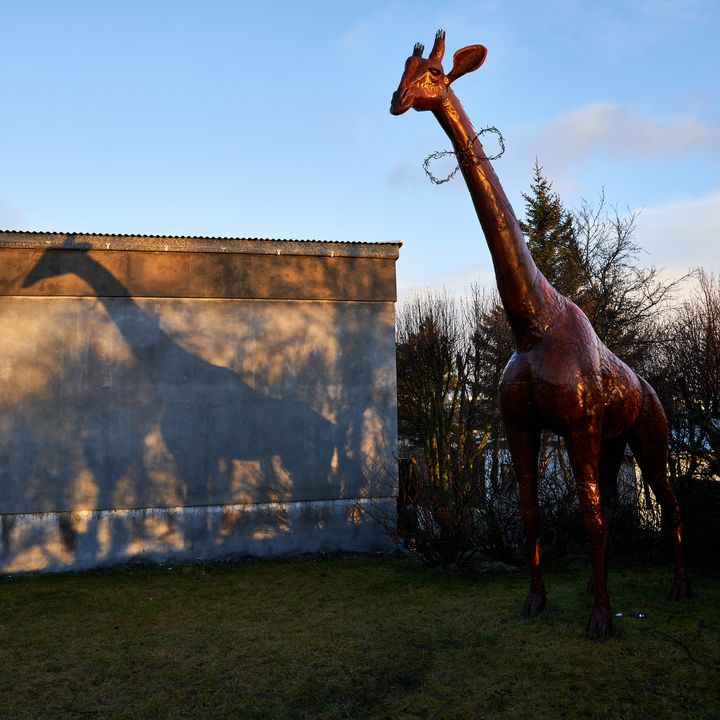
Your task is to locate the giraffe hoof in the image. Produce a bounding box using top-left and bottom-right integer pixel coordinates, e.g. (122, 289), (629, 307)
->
(522, 590), (547, 617)
(586, 607), (612, 639)
(669, 574), (691, 601)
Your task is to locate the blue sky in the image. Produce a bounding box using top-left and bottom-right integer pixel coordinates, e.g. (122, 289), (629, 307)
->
(1, 1), (718, 298)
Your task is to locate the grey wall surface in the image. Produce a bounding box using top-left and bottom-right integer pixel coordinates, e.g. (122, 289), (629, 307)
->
(0, 233), (400, 572)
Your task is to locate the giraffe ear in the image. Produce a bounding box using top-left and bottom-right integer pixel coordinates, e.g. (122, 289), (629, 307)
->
(446, 45), (487, 84)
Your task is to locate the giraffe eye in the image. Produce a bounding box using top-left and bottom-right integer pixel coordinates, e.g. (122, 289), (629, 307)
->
(428, 67), (441, 77)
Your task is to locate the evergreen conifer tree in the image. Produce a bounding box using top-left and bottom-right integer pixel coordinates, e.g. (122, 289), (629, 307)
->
(519, 161), (585, 302)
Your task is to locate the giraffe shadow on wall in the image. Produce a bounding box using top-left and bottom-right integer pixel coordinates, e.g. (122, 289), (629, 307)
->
(21, 242), (339, 560)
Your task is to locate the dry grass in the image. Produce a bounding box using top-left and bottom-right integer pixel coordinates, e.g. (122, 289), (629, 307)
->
(0, 554), (718, 719)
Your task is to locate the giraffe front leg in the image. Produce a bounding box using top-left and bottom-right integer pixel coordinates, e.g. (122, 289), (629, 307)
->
(506, 428), (545, 616)
(566, 430), (612, 638)
(587, 436), (626, 595)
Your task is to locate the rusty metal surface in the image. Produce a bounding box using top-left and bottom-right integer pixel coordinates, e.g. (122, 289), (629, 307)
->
(391, 30), (690, 637)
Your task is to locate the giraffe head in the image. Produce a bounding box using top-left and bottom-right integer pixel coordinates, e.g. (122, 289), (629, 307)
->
(390, 30), (487, 115)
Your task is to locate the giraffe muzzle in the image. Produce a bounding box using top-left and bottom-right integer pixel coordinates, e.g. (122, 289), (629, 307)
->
(390, 89), (412, 115)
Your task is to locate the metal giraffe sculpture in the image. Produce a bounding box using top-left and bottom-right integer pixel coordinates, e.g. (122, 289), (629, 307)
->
(391, 30), (690, 637)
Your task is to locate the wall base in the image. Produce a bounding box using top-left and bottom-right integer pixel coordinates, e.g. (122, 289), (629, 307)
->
(0, 498), (395, 574)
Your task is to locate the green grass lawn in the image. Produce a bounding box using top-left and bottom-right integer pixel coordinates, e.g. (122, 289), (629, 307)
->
(0, 554), (718, 719)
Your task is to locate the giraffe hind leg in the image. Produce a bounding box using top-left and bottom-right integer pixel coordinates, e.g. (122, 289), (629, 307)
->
(628, 381), (690, 600)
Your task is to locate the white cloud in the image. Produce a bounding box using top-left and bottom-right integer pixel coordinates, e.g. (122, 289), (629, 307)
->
(534, 101), (720, 164)
(498, 101), (720, 202)
(634, 190), (720, 274)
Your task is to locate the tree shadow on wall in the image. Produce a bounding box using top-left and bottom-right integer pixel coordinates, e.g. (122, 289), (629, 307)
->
(4, 240), (345, 566)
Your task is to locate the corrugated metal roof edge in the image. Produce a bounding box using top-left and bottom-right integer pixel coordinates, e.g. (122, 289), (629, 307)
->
(0, 229), (402, 259)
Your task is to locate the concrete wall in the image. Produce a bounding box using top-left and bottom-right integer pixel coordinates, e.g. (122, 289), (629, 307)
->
(0, 232), (400, 572)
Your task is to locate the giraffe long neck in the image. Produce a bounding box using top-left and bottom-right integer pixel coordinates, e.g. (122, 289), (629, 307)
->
(433, 92), (562, 345)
